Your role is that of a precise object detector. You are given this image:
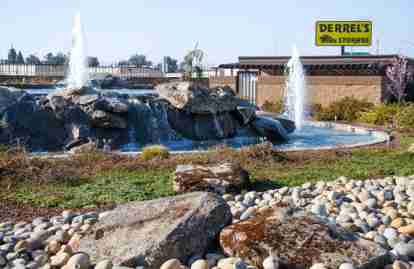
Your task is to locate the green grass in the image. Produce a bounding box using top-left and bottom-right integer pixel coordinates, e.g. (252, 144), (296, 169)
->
(2, 134), (414, 209)
(5, 169), (174, 208)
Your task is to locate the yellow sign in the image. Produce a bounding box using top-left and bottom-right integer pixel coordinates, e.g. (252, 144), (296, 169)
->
(315, 21), (372, 46)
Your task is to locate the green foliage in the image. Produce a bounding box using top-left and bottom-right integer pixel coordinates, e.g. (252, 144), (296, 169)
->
(141, 145), (170, 161)
(358, 104), (401, 126)
(313, 97), (374, 122)
(396, 104), (414, 129)
(261, 100), (284, 113)
(11, 169), (174, 208)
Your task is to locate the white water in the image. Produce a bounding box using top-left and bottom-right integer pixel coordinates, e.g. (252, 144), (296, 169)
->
(284, 45), (307, 131)
(67, 12), (89, 89)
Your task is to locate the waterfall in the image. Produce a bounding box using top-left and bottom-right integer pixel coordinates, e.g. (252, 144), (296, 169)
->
(284, 45), (307, 131)
(67, 12), (89, 89)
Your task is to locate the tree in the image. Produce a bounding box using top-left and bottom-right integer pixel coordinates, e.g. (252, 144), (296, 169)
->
(44, 52), (55, 64)
(183, 44), (204, 80)
(88, 56), (99, 67)
(44, 52), (67, 65)
(26, 54), (41, 64)
(385, 56), (414, 103)
(54, 52), (67, 65)
(128, 54), (151, 67)
(8, 47), (17, 64)
(16, 51), (24, 64)
(163, 56), (178, 73)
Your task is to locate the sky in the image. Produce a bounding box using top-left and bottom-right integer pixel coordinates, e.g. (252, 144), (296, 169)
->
(1, 0), (413, 66)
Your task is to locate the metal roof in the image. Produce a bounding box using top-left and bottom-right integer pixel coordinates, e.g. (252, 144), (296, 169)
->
(218, 55), (414, 69)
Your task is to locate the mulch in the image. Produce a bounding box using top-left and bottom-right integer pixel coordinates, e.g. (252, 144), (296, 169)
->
(0, 198), (115, 223)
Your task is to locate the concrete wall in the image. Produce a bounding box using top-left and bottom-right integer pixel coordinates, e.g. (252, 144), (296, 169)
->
(210, 75), (384, 107)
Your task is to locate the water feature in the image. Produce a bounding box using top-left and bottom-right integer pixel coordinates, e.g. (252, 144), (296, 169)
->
(284, 45), (306, 131)
(67, 12), (89, 89)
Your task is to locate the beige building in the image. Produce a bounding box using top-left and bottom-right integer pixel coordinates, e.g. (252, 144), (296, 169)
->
(210, 55), (414, 107)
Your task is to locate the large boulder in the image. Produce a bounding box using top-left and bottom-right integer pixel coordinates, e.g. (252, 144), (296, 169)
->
(156, 82), (239, 114)
(173, 163), (250, 194)
(94, 97), (129, 113)
(251, 116), (291, 142)
(1, 94), (67, 150)
(91, 110), (127, 129)
(220, 207), (390, 269)
(79, 192), (232, 269)
(166, 105), (240, 140)
(0, 87), (25, 113)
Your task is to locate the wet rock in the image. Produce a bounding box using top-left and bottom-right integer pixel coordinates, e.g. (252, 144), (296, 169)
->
(173, 163), (250, 194)
(79, 192), (231, 269)
(251, 116), (292, 142)
(91, 110), (127, 129)
(220, 207), (390, 269)
(94, 97), (129, 113)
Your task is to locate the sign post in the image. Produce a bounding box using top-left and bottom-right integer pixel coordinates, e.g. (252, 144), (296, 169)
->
(315, 21), (373, 54)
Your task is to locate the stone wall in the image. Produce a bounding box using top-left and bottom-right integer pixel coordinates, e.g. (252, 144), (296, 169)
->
(211, 75), (384, 107)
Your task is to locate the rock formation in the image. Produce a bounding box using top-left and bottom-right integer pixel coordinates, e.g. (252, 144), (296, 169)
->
(219, 206), (390, 269)
(173, 163), (250, 194)
(0, 82), (295, 151)
(78, 192), (232, 269)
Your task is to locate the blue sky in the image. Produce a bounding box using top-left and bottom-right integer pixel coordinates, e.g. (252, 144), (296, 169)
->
(1, 0), (413, 66)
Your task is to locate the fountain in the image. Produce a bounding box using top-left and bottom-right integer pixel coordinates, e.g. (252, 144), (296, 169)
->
(67, 12), (89, 89)
(284, 45), (306, 131)
(0, 11), (388, 154)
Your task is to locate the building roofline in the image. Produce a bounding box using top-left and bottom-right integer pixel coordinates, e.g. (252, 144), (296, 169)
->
(218, 54), (414, 69)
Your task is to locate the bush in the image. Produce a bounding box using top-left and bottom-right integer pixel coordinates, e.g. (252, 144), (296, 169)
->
(261, 100), (284, 114)
(396, 104), (414, 129)
(141, 145), (170, 161)
(358, 104), (401, 126)
(313, 97), (374, 122)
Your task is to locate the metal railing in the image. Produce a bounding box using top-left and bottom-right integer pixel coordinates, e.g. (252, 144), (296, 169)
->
(0, 64), (163, 78)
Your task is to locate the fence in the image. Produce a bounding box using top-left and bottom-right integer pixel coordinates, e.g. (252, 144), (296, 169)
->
(0, 64), (163, 78)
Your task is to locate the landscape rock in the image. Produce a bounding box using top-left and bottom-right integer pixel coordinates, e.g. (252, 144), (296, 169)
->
(173, 163), (249, 194)
(0, 86), (25, 112)
(91, 110), (127, 129)
(156, 82), (239, 114)
(79, 192), (232, 269)
(219, 206), (390, 269)
(251, 116), (291, 142)
(62, 252), (90, 269)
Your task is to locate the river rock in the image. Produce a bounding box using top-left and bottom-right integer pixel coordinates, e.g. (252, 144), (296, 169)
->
(79, 192), (231, 269)
(62, 253), (90, 269)
(173, 163), (250, 194)
(219, 207), (390, 269)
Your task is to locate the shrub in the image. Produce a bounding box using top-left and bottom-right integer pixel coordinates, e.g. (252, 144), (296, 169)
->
(358, 104), (401, 126)
(313, 97), (374, 122)
(261, 100), (284, 114)
(396, 104), (414, 129)
(141, 145), (170, 161)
